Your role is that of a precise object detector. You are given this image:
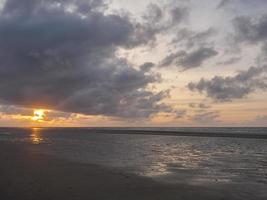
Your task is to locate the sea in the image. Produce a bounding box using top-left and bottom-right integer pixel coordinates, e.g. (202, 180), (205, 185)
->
(0, 127), (267, 187)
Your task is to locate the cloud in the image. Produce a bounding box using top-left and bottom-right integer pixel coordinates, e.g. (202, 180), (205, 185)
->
(189, 103), (211, 109)
(255, 115), (267, 123)
(0, 0), (172, 118)
(44, 110), (73, 121)
(143, 3), (189, 28)
(170, 6), (189, 25)
(217, 0), (231, 9)
(191, 111), (220, 123)
(232, 15), (267, 44)
(218, 0), (267, 10)
(246, 114), (267, 126)
(160, 27), (217, 70)
(172, 28), (216, 50)
(261, 42), (267, 60)
(255, 115), (267, 121)
(160, 47), (218, 70)
(217, 57), (241, 65)
(140, 62), (155, 72)
(127, 3), (189, 48)
(178, 47), (218, 69)
(188, 65), (267, 101)
(142, 3), (163, 24)
(0, 105), (32, 116)
(175, 109), (187, 119)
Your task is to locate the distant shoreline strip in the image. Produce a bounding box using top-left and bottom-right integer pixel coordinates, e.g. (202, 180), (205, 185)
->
(92, 130), (267, 139)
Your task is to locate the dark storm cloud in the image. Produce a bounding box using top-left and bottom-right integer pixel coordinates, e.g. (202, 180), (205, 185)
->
(0, 0), (171, 118)
(188, 66), (267, 101)
(160, 47), (218, 70)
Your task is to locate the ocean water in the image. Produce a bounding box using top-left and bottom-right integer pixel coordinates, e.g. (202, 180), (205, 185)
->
(1, 127), (267, 186)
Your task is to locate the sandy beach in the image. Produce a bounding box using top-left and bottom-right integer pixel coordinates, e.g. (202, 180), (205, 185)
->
(0, 141), (266, 200)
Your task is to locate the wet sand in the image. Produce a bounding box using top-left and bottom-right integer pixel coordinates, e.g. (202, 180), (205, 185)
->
(0, 141), (265, 200)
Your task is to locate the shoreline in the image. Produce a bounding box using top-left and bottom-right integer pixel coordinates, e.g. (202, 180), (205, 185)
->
(1, 127), (267, 139)
(0, 141), (266, 200)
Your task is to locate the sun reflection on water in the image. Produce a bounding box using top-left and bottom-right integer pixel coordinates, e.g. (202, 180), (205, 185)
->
(30, 128), (44, 144)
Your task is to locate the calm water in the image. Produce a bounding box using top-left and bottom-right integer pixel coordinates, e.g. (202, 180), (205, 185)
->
(1, 127), (267, 186)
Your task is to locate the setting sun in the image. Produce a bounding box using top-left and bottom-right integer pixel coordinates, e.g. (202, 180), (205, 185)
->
(32, 109), (46, 121)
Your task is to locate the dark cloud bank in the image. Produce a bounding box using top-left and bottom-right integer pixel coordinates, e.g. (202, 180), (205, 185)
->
(0, 0), (178, 118)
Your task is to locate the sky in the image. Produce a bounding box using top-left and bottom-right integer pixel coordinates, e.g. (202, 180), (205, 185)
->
(0, 0), (266, 127)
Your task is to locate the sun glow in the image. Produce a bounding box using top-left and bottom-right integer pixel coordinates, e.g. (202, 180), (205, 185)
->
(32, 109), (46, 121)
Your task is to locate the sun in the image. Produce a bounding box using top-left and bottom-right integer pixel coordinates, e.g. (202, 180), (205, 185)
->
(32, 109), (46, 121)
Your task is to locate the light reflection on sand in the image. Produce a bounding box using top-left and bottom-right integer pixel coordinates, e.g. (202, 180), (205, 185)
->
(140, 141), (208, 178)
(139, 139), (238, 184)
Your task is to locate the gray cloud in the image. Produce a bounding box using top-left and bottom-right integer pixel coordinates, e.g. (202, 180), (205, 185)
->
(255, 115), (267, 123)
(191, 111), (220, 123)
(232, 15), (267, 44)
(261, 42), (267, 60)
(44, 110), (73, 121)
(218, 0), (267, 9)
(143, 3), (189, 29)
(0, 105), (32, 116)
(142, 4), (163, 24)
(127, 3), (189, 48)
(0, 0), (171, 118)
(160, 27), (217, 70)
(161, 47), (218, 70)
(188, 65), (267, 101)
(140, 62), (155, 72)
(170, 6), (189, 25)
(247, 114), (267, 126)
(217, 0), (231, 9)
(189, 103), (211, 109)
(217, 57), (241, 66)
(172, 28), (216, 50)
(179, 47), (218, 69)
(175, 109), (187, 119)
